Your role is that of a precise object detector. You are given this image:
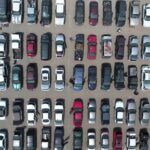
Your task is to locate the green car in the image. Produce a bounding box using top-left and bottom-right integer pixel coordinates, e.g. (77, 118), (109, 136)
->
(12, 65), (23, 91)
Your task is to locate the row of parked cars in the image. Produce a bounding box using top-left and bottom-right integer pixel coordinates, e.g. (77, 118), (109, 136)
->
(0, 126), (150, 150)
(1, 63), (150, 91)
(1, 98), (150, 126)
(0, 0), (150, 27)
(1, 32), (150, 61)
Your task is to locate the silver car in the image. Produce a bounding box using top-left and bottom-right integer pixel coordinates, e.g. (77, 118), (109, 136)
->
(142, 35), (150, 60)
(129, 0), (140, 26)
(88, 99), (96, 124)
(126, 99), (136, 126)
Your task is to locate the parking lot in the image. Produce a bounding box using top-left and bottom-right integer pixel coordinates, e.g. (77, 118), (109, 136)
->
(0, 0), (150, 149)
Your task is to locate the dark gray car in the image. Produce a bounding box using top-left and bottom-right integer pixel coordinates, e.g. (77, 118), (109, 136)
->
(73, 64), (84, 91)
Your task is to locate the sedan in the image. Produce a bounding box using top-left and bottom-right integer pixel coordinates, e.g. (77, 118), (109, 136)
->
(73, 99), (83, 127)
(41, 66), (51, 91)
(87, 35), (97, 60)
(0, 98), (7, 120)
(88, 66), (97, 90)
(113, 128), (122, 150)
(55, 65), (65, 91)
(26, 33), (37, 57)
(0, 129), (7, 150)
(142, 35), (150, 60)
(75, 0), (85, 25)
(89, 1), (98, 26)
(41, 33), (52, 60)
(88, 99), (96, 124)
(143, 3), (150, 27)
(13, 99), (24, 125)
(0, 33), (8, 59)
(100, 128), (109, 150)
(73, 128), (83, 150)
(41, 99), (51, 125)
(12, 65), (23, 91)
(115, 35), (125, 60)
(87, 129), (96, 150)
(26, 63), (37, 90)
(115, 99), (124, 124)
(54, 99), (64, 126)
(41, 0), (52, 26)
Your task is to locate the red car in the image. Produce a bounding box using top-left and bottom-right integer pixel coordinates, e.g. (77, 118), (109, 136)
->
(87, 35), (97, 60)
(26, 63), (37, 90)
(89, 1), (98, 26)
(27, 33), (37, 57)
(72, 99), (83, 127)
(113, 128), (122, 150)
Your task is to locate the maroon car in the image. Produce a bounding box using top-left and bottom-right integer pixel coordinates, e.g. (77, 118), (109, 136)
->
(89, 1), (98, 26)
(115, 35), (125, 60)
(26, 63), (37, 90)
(26, 33), (37, 57)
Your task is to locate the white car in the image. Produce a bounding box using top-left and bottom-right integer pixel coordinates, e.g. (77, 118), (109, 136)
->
(115, 99), (124, 124)
(27, 101), (36, 126)
(54, 99), (64, 126)
(143, 3), (150, 27)
(141, 65), (150, 90)
(11, 0), (22, 24)
(126, 128), (137, 150)
(55, 66), (65, 91)
(55, 0), (65, 25)
(0, 130), (6, 150)
(41, 66), (51, 91)
(55, 34), (66, 57)
(0, 99), (7, 120)
(41, 100), (51, 125)
(142, 36), (150, 60)
(87, 129), (96, 150)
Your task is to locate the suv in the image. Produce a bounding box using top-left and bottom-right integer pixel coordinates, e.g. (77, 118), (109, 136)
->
(41, 0), (52, 26)
(74, 0), (85, 25)
(139, 98), (150, 125)
(101, 63), (112, 90)
(0, 0), (10, 24)
(101, 98), (110, 125)
(114, 62), (125, 90)
(13, 128), (23, 150)
(116, 0), (127, 27)
(13, 99), (23, 125)
(27, 0), (37, 24)
(41, 33), (52, 60)
(128, 65), (138, 89)
(26, 128), (36, 150)
(73, 64), (84, 91)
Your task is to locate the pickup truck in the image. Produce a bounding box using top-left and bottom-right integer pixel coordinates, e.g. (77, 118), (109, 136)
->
(27, 0), (37, 24)
(11, 33), (23, 60)
(103, 0), (113, 25)
(74, 34), (84, 61)
(101, 35), (112, 58)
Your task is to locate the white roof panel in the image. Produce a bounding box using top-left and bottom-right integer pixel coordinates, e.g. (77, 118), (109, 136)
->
(0, 44), (4, 52)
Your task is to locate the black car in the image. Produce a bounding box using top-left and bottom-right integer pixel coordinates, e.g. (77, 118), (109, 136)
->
(101, 63), (112, 90)
(41, 127), (51, 150)
(101, 99), (110, 125)
(74, 34), (84, 61)
(41, 33), (52, 60)
(41, 0), (52, 26)
(114, 62), (125, 90)
(75, 0), (85, 25)
(54, 127), (64, 150)
(88, 66), (97, 90)
(128, 65), (138, 89)
(115, 35), (125, 59)
(26, 128), (36, 150)
(116, 0), (127, 27)
(139, 128), (149, 150)
(73, 128), (82, 150)
(103, 0), (113, 25)
(13, 128), (24, 150)
(13, 99), (23, 125)
(0, 0), (10, 24)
